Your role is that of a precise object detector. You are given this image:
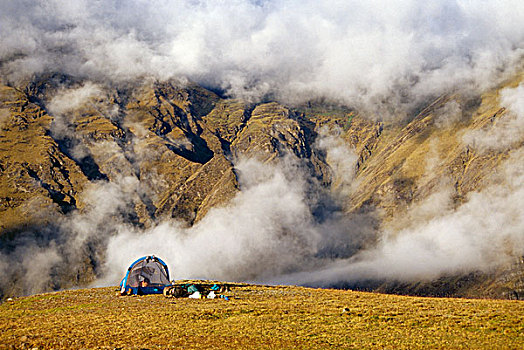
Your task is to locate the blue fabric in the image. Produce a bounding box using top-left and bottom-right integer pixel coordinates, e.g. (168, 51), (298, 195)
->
(120, 255), (170, 295)
(130, 286), (164, 295)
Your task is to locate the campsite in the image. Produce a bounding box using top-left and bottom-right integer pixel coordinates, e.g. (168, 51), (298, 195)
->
(1, 282), (523, 349)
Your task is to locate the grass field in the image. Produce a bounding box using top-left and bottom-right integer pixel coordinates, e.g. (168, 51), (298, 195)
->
(1, 282), (523, 349)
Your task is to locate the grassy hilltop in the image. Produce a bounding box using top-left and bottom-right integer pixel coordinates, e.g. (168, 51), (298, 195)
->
(1, 283), (523, 349)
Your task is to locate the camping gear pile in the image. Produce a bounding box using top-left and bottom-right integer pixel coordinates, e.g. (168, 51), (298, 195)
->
(119, 255), (232, 300)
(163, 283), (231, 300)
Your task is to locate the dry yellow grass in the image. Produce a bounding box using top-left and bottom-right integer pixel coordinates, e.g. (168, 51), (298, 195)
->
(1, 283), (523, 349)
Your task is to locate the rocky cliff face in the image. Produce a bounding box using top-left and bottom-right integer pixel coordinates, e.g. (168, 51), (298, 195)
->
(0, 73), (523, 299)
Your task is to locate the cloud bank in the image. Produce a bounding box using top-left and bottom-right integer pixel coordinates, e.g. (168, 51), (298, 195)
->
(1, 0), (524, 115)
(99, 147), (524, 288)
(99, 154), (374, 285)
(276, 148), (524, 286)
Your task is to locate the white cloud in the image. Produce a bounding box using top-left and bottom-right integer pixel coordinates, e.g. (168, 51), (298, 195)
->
(100, 157), (324, 284)
(276, 148), (524, 286)
(463, 83), (524, 151)
(47, 82), (104, 116)
(1, 0), (523, 115)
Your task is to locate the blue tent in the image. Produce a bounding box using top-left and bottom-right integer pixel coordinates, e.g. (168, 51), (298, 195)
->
(120, 255), (171, 295)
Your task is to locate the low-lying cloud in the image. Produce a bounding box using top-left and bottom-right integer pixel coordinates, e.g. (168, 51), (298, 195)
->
(100, 155), (367, 285)
(99, 145), (524, 288)
(464, 83), (524, 152)
(277, 148), (524, 286)
(0, 164), (148, 297)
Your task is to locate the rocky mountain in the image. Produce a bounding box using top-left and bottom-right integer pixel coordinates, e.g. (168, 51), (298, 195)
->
(0, 77), (324, 230)
(0, 73), (523, 299)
